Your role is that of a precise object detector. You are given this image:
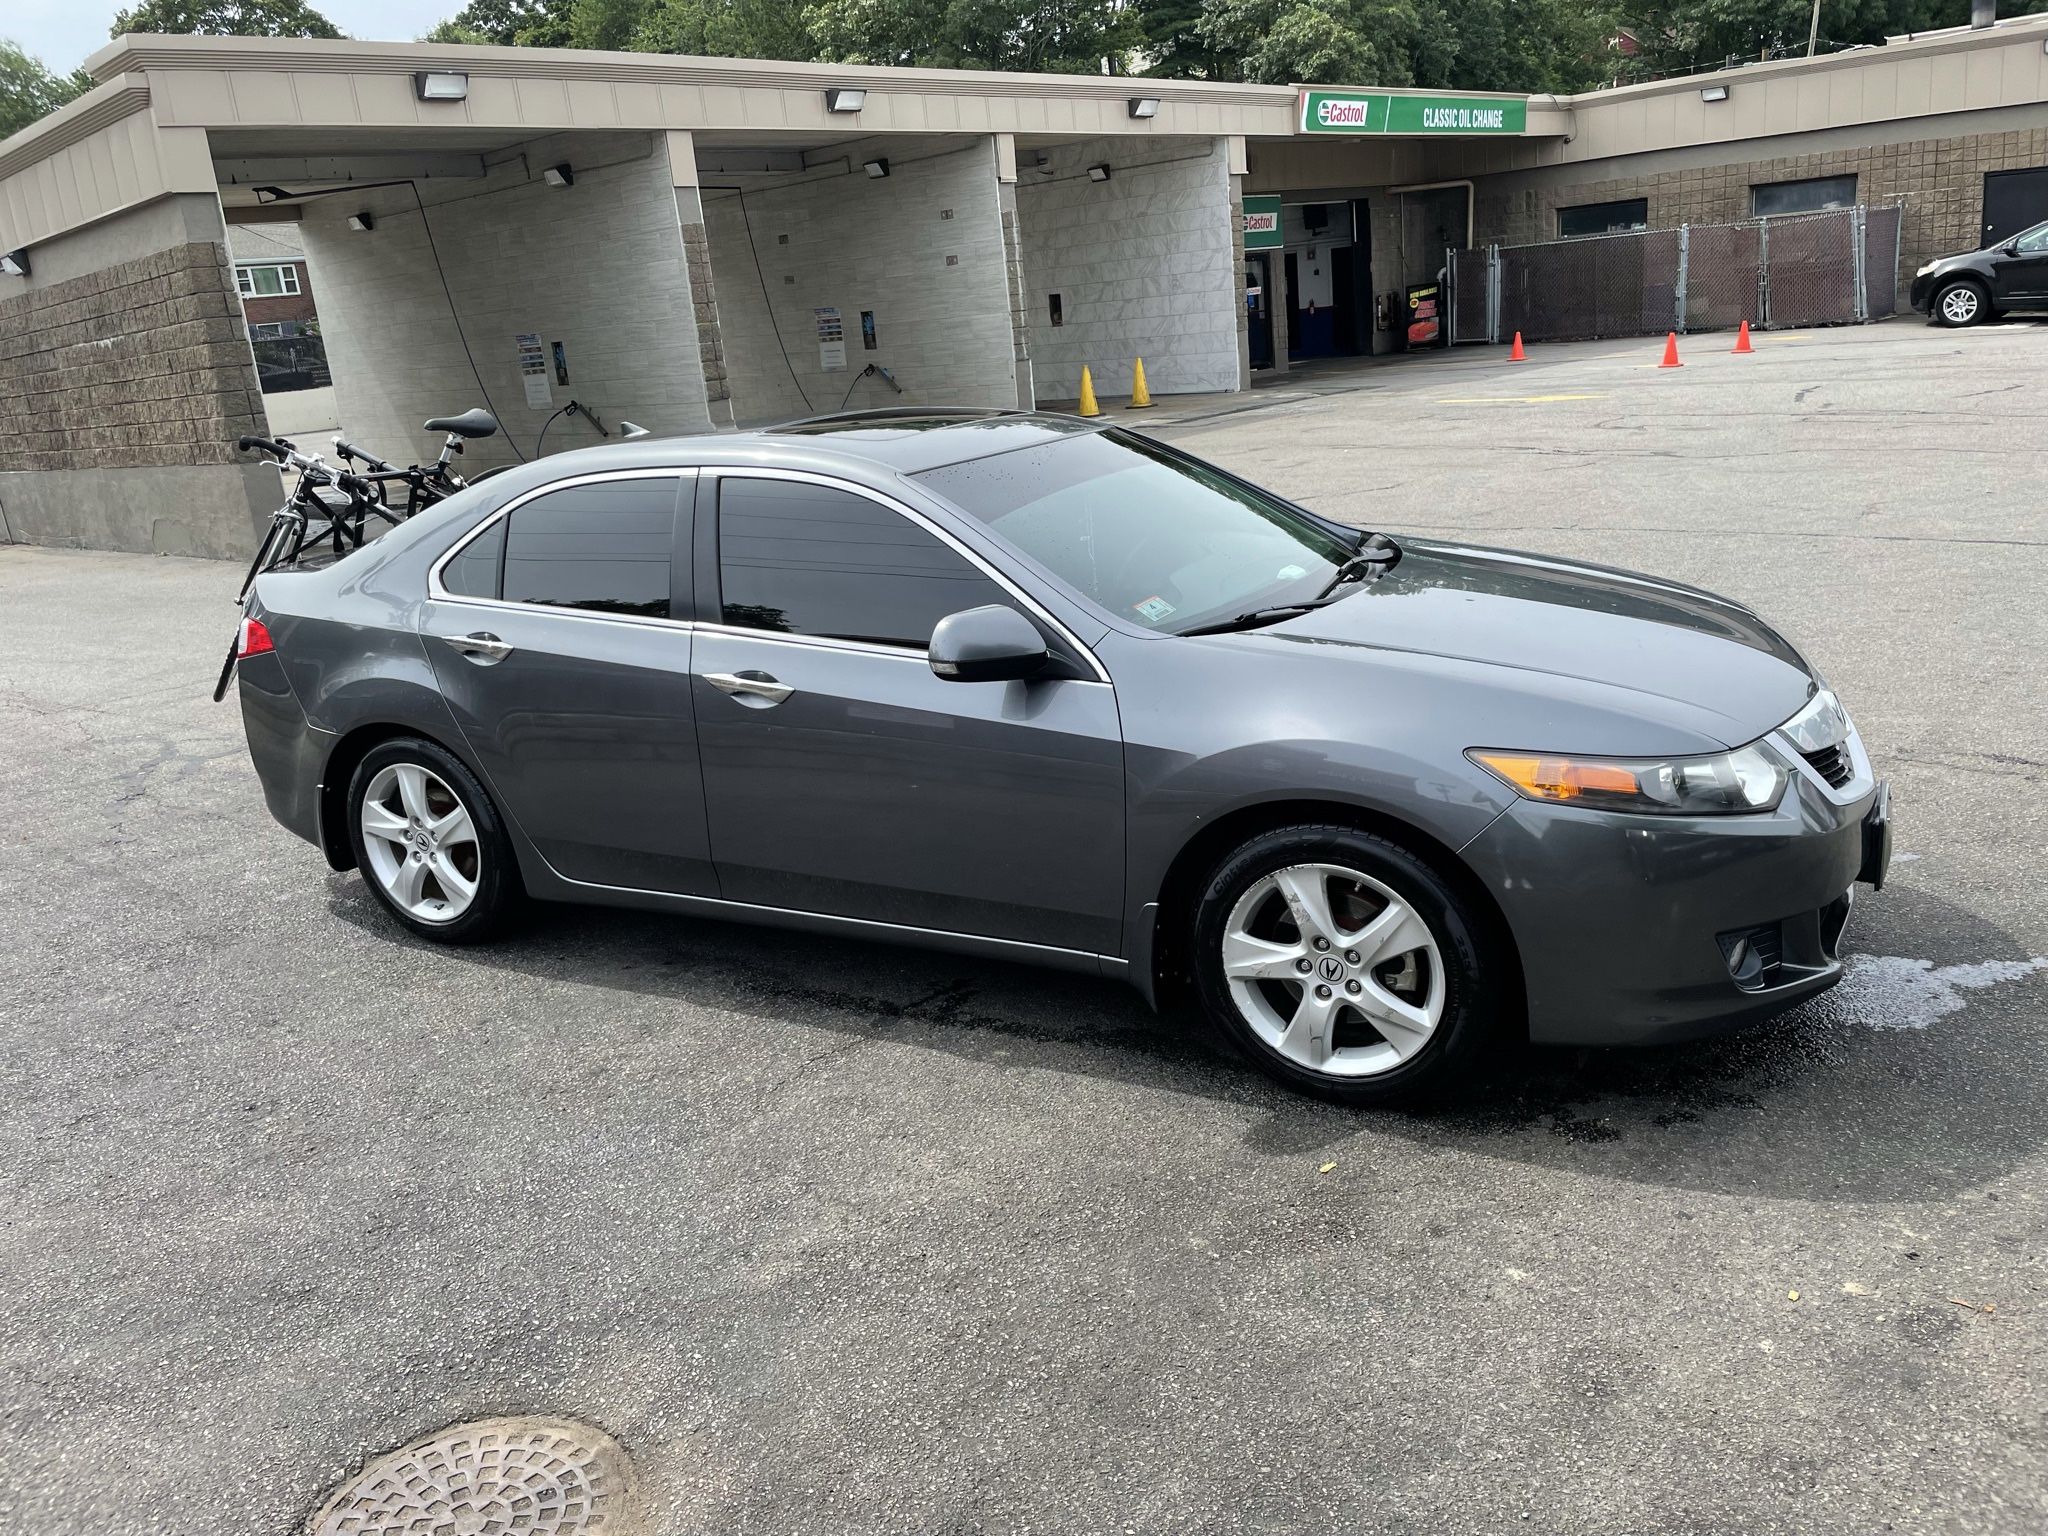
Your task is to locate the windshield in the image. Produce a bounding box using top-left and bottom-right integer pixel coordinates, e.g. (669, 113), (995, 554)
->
(915, 429), (1359, 634)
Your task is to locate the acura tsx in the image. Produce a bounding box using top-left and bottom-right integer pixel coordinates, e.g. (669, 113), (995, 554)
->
(231, 410), (1890, 1101)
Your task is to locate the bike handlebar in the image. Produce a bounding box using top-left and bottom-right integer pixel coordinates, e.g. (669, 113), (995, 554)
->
(237, 434), (293, 459)
(333, 437), (397, 474)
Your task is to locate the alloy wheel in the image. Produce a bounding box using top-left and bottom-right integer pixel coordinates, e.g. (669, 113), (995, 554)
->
(1221, 861), (1446, 1078)
(1940, 286), (1980, 324)
(358, 762), (482, 923)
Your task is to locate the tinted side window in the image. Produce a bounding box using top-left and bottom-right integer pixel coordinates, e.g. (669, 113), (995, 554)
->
(718, 478), (1004, 648)
(441, 517), (505, 599)
(502, 478), (679, 618)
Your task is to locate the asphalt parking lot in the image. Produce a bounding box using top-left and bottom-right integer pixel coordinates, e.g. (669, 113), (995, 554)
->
(3, 317), (2046, 1534)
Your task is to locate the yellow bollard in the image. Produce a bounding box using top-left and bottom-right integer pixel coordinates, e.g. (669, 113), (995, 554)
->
(1126, 357), (1153, 409)
(1076, 365), (1102, 417)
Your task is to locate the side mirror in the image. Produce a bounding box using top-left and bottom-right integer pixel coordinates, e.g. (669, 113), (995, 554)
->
(929, 604), (1049, 683)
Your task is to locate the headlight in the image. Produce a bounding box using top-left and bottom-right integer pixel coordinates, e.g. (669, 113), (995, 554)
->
(1916, 260), (1940, 276)
(1468, 744), (1787, 816)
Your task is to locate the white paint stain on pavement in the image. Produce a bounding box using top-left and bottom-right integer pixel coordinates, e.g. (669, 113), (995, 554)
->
(1817, 955), (2048, 1030)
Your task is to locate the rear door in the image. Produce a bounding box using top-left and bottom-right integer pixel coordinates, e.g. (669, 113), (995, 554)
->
(422, 470), (716, 895)
(1983, 167), (2048, 248)
(689, 470), (1125, 956)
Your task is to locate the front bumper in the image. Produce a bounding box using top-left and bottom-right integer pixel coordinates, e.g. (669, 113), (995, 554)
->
(1907, 272), (1939, 314)
(1461, 736), (1889, 1047)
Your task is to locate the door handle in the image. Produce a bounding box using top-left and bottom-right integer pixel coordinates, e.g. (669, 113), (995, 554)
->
(704, 670), (793, 706)
(440, 631), (514, 664)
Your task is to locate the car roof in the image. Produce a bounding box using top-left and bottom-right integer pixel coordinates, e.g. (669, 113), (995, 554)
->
(454, 409), (1113, 511)
(742, 408), (1108, 475)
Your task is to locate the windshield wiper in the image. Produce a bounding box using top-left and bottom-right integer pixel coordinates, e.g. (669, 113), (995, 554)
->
(1176, 536), (1401, 638)
(1176, 595), (1349, 637)
(1316, 532), (1401, 598)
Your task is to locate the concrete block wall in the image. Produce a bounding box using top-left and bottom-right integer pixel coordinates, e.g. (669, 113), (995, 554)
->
(701, 138), (1016, 424)
(1472, 126), (2048, 285)
(299, 131), (712, 470)
(0, 193), (276, 557)
(1016, 136), (1240, 401)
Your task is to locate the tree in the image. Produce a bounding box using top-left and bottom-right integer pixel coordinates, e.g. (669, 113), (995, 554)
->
(1198, 0), (1420, 85)
(1619, 0), (2048, 78)
(2, 40), (93, 140)
(804, 0), (1142, 74)
(428, 0), (573, 44)
(108, 0), (343, 38)
(631, 0), (814, 58)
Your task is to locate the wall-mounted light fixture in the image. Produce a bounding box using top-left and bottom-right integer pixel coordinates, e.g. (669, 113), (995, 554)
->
(413, 70), (468, 102)
(0, 248), (29, 277)
(1086, 164), (1112, 183)
(347, 212), (375, 232)
(1128, 97), (1160, 119)
(824, 87), (867, 113)
(543, 163), (574, 187)
(1700, 84), (1730, 103)
(863, 158), (890, 179)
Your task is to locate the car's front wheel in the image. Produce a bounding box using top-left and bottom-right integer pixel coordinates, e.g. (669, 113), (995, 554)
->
(1934, 279), (1989, 327)
(1190, 825), (1499, 1103)
(346, 737), (517, 943)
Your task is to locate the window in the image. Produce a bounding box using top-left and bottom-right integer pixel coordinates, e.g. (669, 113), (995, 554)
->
(235, 263), (302, 298)
(494, 478), (679, 617)
(247, 322), (287, 340)
(1557, 198), (1649, 239)
(2013, 221), (2048, 254)
(1751, 176), (1857, 218)
(717, 478), (1005, 649)
(917, 428), (1356, 636)
(441, 516), (506, 600)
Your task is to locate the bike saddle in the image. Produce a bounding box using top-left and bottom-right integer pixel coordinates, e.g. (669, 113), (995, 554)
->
(423, 408), (499, 440)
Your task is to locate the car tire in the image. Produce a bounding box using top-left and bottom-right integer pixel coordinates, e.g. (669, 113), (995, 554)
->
(1189, 825), (1499, 1104)
(1933, 279), (1989, 327)
(346, 737), (518, 944)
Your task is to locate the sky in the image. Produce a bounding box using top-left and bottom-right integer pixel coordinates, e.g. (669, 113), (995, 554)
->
(9, 0), (455, 75)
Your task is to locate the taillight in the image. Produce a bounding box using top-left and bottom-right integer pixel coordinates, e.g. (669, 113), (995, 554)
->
(237, 616), (275, 659)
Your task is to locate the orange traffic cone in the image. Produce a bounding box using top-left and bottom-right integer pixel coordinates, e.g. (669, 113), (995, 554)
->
(1509, 332), (1526, 361)
(1732, 320), (1754, 354)
(1658, 331), (1683, 368)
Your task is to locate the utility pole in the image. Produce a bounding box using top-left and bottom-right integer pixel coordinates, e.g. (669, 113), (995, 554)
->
(1807, 0), (1822, 57)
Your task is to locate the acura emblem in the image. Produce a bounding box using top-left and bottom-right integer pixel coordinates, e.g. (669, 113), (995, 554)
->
(1317, 955), (1345, 982)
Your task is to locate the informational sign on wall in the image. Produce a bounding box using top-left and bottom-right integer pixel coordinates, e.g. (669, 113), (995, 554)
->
(814, 307), (847, 372)
(1242, 195), (1283, 251)
(515, 332), (552, 408)
(1298, 91), (1527, 135)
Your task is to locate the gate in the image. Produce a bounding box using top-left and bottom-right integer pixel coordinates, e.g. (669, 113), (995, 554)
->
(1449, 204), (1902, 345)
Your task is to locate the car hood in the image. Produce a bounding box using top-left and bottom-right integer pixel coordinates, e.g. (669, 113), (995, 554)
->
(1240, 538), (1816, 748)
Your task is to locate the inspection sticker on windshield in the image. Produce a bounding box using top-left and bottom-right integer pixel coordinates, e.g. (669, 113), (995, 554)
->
(1133, 595), (1176, 623)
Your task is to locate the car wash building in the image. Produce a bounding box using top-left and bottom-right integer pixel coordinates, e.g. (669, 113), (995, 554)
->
(4, 15), (2047, 557)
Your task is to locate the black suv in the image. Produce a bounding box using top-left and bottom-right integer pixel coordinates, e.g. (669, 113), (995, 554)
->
(1909, 219), (2048, 325)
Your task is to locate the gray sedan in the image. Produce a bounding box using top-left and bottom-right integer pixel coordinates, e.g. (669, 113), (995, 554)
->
(233, 410), (1890, 1102)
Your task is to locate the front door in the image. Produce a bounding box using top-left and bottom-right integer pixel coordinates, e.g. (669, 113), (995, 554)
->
(691, 471), (1125, 956)
(1990, 220), (2048, 303)
(422, 471), (716, 895)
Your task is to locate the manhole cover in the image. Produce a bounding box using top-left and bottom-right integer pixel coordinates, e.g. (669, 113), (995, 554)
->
(310, 1416), (642, 1536)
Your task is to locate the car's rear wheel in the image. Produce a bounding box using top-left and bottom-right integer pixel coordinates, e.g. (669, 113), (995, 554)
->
(1190, 825), (1498, 1103)
(347, 737), (516, 943)
(1934, 279), (1989, 327)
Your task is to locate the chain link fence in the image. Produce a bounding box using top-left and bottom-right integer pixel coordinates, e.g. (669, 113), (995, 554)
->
(1450, 204), (1903, 346)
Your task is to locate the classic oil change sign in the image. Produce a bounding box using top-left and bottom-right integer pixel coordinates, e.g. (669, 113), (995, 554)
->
(1298, 90), (1527, 135)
